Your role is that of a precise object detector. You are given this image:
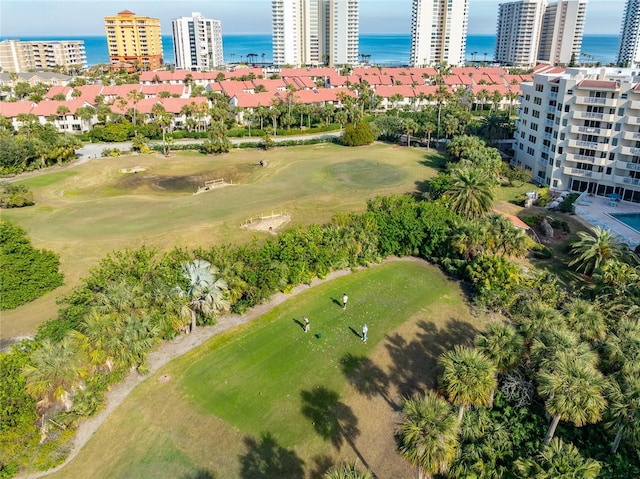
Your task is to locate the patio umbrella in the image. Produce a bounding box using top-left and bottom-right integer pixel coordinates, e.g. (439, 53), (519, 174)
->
(608, 193), (622, 200)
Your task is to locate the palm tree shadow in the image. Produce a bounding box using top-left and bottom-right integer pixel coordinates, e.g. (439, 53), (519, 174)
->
(340, 353), (396, 409)
(308, 454), (335, 479)
(300, 386), (369, 470)
(180, 470), (217, 479)
(239, 433), (305, 479)
(384, 318), (479, 398)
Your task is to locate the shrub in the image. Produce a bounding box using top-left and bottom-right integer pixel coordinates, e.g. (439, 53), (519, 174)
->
(532, 243), (553, 259)
(0, 221), (64, 309)
(0, 184), (35, 208)
(341, 121), (375, 146)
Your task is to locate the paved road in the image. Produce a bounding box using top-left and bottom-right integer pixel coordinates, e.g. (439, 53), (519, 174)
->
(76, 131), (341, 161)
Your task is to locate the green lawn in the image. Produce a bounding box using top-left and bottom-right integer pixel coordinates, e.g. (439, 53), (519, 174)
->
(47, 260), (480, 479)
(1, 143), (443, 338)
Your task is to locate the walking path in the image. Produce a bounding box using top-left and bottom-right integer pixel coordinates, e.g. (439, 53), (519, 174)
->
(23, 258), (413, 478)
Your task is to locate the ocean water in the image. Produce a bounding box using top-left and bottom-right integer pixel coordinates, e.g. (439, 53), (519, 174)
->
(2, 34), (621, 67)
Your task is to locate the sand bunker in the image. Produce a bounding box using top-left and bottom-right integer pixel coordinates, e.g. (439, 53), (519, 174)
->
(120, 166), (147, 174)
(242, 214), (290, 234)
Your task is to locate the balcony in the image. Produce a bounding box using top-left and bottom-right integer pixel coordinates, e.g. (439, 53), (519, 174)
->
(566, 154), (609, 166)
(567, 139), (598, 149)
(563, 167), (602, 179)
(614, 176), (640, 186)
(575, 96), (614, 106)
(615, 160), (640, 171)
(572, 111), (614, 122)
(628, 100), (640, 110)
(622, 131), (640, 141)
(619, 146), (640, 157)
(549, 91), (558, 99)
(570, 125), (601, 135)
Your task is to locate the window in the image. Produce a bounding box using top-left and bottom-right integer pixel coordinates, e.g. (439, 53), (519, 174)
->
(535, 84), (544, 92)
(527, 146), (534, 155)
(606, 167), (612, 175)
(534, 97), (542, 105)
(618, 108), (624, 116)
(532, 123), (539, 131)
(532, 110), (540, 118)
(567, 89), (573, 95)
(565, 104), (570, 112)
(529, 134), (537, 143)
(553, 179), (558, 188)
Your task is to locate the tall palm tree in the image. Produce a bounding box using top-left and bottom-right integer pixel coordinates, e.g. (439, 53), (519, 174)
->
(563, 298), (607, 343)
(569, 226), (631, 275)
(447, 167), (496, 220)
(175, 259), (230, 332)
(475, 322), (524, 375)
(397, 392), (460, 479)
(515, 438), (601, 478)
(403, 118), (419, 147)
(324, 463), (372, 479)
(537, 353), (607, 445)
(151, 103), (172, 156)
(606, 371), (640, 454)
(530, 325), (598, 373)
(439, 346), (497, 421)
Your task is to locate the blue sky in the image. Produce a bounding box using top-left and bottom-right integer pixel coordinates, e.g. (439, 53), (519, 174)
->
(0, 0), (626, 37)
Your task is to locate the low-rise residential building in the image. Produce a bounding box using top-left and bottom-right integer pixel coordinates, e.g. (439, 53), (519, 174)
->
(0, 39), (87, 73)
(513, 67), (640, 203)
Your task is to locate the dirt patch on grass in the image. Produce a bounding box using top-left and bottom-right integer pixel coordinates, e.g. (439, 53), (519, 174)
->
(242, 214), (291, 234)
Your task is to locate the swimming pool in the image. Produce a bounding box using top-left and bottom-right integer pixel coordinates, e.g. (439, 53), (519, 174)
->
(610, 212), (640, 234)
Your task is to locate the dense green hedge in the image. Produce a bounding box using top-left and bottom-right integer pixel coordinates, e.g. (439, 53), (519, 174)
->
(0, 221), (64, 310)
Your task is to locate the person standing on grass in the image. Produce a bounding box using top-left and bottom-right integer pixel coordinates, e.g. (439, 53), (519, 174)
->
(342, 293), (348, 310)
(304, 316), (310, 333)
(362, 324), (368, 342)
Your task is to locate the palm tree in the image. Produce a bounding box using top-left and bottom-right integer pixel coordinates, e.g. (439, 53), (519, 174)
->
(537, 353), (607, 445)
(606, 371), (640, 454)
(563, 298), (607, 343)
(569, 226), (631, 275)
(478, 113), (511, 144)
(23, 337), (88, 414)
(175, 259), (230, 332)
(324, 463), (372, 479)
(447, 168), (496, 220)
(450, 220), (486, 260)
(397, 392), (460, 479)
(530, 325), (598, 373)
(403, 118), (419, 147)
(515, 438), (601, 478)
(439, 346), (497, 421)
(475, 322), (524, 375)
(151, 103), (172, 156)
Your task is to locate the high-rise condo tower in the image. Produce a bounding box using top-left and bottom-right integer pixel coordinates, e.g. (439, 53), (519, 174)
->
(272, 0), (359, 67)
(495, 0), (588, 67)
(617, 0), (640, 67)
(104, 10), (163, 71)
(172, 12), (224, 71)
(410, 0), (469, 67)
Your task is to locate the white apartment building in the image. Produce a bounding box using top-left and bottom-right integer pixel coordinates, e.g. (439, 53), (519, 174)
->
(172, 12), (224, 71)
(617, 0), (640, 68)
(272, 0), (358, 67)
(495, 0), (545, 66)
(494, 0), (587, 67)
(0, 39), (87, 73)
(410, 0), (469, 67)
(513, 67), (640, 204)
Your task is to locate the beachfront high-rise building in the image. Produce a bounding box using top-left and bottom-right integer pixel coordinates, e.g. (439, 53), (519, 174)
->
(494, 0), (587, 67)
(513, 67), (640, 203)
(104, 10), (163, 71)
(538, 0), (588, 65)
(617, 0), (640, 67)
(272, 0), (358, 67)
(0, 39), (87, 73)
(172, 12), (223, 71)
(410, 0), (470, 67)
(495, 0), (545, 66)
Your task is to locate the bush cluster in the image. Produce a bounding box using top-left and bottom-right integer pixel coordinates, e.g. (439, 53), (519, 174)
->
(0, 184), (35, 208)
(0, 221), (63, 310)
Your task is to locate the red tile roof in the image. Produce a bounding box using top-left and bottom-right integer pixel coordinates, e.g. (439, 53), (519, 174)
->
(0, 101), (36, 118)
(577, 79), (619, 90)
